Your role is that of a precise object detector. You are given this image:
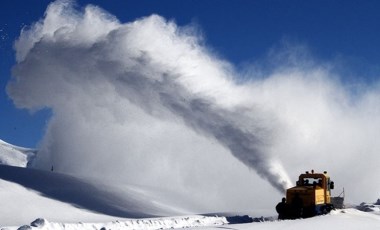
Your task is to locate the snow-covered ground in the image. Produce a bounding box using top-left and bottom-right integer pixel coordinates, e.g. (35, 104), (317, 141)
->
(208, 209), (380, 230)
(1, 139), (380, 230)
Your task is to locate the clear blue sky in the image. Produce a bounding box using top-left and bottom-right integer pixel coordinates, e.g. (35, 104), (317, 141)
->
(1, 0), (380, 148)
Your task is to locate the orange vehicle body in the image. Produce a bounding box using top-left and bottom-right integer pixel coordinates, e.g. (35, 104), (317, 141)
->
(277, 170), (335, 219)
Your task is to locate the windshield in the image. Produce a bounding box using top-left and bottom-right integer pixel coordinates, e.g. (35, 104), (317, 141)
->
(302, 177), (322, 186)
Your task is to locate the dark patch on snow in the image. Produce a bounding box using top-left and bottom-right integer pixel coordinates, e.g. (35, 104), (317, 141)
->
(226, 215), (253, 224)
(16, 225), (31, 230)
(252, 216), (276, 222)
(225, 215), (275, 224)
(31, 218), (46, 227)
(356, 201), (380, 213)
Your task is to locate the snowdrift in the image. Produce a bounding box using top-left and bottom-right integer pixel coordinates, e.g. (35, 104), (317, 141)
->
(15, 216), (228, 230)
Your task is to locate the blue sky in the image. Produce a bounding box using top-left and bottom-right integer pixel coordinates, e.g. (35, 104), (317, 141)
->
(1, 0), (380, 148)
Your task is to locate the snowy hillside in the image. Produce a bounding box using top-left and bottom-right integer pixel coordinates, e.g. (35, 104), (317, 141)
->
(1, 136), (379, 229)
(0, 163), (206, 227)
(0, 139), (36, 167)
(1, 138), (380, 230)
(0, 139), (203, 227)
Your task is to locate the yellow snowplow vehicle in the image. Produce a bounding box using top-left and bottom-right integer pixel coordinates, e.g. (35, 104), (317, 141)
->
(276, 170), (340, 219)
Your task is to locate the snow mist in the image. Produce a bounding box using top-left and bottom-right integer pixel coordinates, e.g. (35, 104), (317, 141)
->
(7, 0), (292, 209)
(7, 0), (380, 208)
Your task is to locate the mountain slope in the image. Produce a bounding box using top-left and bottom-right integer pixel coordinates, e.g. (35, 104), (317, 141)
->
(0, 165), (193, 222)
(0, 139), (209, 227)
(0, 139), (36, 167)
(0, 177), (120, 227)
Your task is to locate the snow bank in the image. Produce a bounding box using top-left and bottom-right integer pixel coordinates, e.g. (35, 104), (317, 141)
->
(5, 208), (380, 230)
(10, 216), (227, 230)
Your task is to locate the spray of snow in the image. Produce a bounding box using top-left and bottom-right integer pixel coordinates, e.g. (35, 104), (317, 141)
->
(7, 0), (380, 207)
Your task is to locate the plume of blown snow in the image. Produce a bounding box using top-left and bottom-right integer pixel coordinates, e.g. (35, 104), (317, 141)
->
(7, 0), (380, 209)
(7, 0), (292, 211)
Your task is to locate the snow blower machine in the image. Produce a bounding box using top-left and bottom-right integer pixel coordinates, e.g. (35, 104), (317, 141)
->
(276, 170), (343, 219)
